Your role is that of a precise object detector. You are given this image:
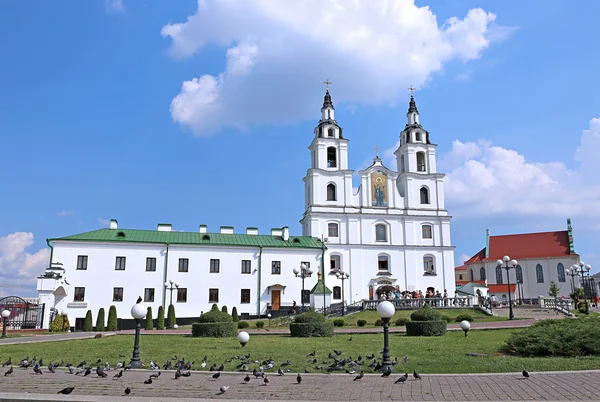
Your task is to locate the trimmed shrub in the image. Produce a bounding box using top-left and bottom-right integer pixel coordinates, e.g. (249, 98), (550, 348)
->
(83, 310), (93, 332)
(255, 321), (265, 329)
(167, 304), (176, 328)
(374, 318), (384, 326)
(145, 307), (153, 330)
(410, 305), (442, 322)
(454, 314), (473, 323)
(504, 318), (600, 357)
(289, 311), (333, 337)
(357, 319), (367, 327)
(395, 317), (410, 326)
(49, 314), (70, 332)
(237, 321), (249, 329)
(192, 307), (236, 338)
(107, 305), (118, 331)
(406, 320), (447, 336)
(231, 307), (239, 322)
(333, 319), (345, 327)
(441, 315), (453, 323)
(578, 302), (586, 313)
(210, 304), (219, 312)
(95, 308), (105, 332)
(156, 306), (165, 330)
(221, 305), (228, 314)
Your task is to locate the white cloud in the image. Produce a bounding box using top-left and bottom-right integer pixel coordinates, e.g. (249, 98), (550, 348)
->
(162, 0), (514, 135)
(0, 232), (49, 295)
(456, 253), (471, 266)
(105, 0), (125, 14)
(98, 218), (111, 226)
(57, 210), (75, 217)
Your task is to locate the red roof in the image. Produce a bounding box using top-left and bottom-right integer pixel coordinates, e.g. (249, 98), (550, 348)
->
(465, 248), (486, 264)
(455, 265), (467, 271)
(487, 284), (516, 293)
(456, 280), (486, 286)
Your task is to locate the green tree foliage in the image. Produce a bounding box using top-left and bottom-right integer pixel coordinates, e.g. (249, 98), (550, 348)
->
(192, 307), (236, 337)
(167, 304), (176, 328)
(549, 281), (560, 298)
(157, 306), (165, 330)
(49, 314), (70, 332)
(107, 305), (118, 331)
(145, 306), (153, 330)
(210, 304), (219, 312)
(231, 307), (239, 322)
(95, 308), (105, 332)
(83, 310), (93, 332)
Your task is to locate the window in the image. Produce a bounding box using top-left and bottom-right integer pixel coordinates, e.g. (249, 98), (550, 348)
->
(330, 255), (341, 270)
(496, 266), (503, 284)
(536, 264), (544, 283)
(177, 288), (187, 303)
(241, 260), (251, 274)
(76, 255), (88, 270)
(210, 259), (220, 273)
(375, 224), (387, 242)
(209, 288), (219, 303)
(420, 187), (429, 204)
(178, 258), (189, 272)
(328, 128), (334, 137)
(423, 256), (434, 273)
(400, 155), (405, 173)
(272, 261), (281, 275)
(115, 256), (126, 271)
(327, 147), (337, 167)
(378, 255), (389, 272)
(144, 288), (155, 302)
(302, 290), (310, 304)
(328, 223), (339, 237)
(459, 274), (463, 280)
(327, 183), (336, 201)
(557, 263), (566, 283)
(74, 287), (85, 302)
(469, 269), (474, 281)
(415, 132), (422, 142)
(333, 286), (341, 300)
(422, 225), (432, 239)
(480, 267), (486, 281)
(515, 265), (523, 283)
(113, 287), (123, 302)
(146, 257), (156, 272)
(416, 151), (426, 172)
(241, 289), (250, 304)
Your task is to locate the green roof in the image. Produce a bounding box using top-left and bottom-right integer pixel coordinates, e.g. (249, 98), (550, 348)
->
(50, 228), (325, 249)
(310, 280), (332, 294)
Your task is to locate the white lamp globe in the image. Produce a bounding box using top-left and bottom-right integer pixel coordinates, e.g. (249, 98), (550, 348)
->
(61, 309), (68, 316)
(579, 261), (585, 267)
(173, 324), (179, 329)
(503, 256), (510, 262)
(496, 259), (503, 267)
(585, 264), (591, 271)
(267, 313), (271, 318)
(164, 281), (170, 288)
(238, 331), (250, 347)
(1, 310), (10, 319)
(307, 268), (313, 275)
(300, 263), (307, 270)
(293, 267), (299, 275)
(510, 259), (518, 267)
(460, 320), (471, 331)
(377, 301), (395, 319)
(131, 303), (147, 320)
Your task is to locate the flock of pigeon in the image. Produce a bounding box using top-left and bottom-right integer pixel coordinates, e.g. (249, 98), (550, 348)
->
(1, 352), (531, 396)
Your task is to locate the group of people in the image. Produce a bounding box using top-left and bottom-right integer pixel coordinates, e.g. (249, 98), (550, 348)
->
(378, 287), (462, 307)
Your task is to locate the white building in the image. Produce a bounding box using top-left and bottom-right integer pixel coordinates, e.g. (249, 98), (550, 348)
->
(37, 89), (456, 329)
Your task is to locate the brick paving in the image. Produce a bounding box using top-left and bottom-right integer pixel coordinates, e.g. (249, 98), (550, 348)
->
(1, 367), (600, 401)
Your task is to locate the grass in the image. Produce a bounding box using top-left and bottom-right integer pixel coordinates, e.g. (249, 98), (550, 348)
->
(334, 309), (510, 327)
(1, 329), (599, 374)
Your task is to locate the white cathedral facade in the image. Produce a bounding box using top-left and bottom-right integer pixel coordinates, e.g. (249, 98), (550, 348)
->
(36, 89), (455, 329)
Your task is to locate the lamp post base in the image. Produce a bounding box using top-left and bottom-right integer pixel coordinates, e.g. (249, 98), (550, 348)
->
(380, 317), (393, 373)
(130, 319), (143, 368)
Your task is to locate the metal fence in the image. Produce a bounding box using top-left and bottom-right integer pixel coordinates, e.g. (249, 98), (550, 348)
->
(0, 296), (45, 330)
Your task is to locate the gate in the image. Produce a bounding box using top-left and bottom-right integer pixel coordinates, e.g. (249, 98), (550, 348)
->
(0, 296), (44, 329)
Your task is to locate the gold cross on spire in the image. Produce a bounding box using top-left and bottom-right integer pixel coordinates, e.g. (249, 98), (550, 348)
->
(323, 79), (332, 90)
(407, 85), (416, 96)
(374, 145), (380, 157)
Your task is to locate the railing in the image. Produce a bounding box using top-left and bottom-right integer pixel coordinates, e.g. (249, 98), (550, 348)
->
(539, 297), (572, 315)
(477, 297), (493, 315)
(362, 297), (473, 310)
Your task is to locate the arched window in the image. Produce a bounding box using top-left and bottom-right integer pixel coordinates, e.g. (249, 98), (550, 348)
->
(423, 256), (434, 273)
(469, 269), (474, 281)
(515, 265), (523, 283)
(328, 128), (334, 137)
(536, 264), (544, 283)
(375, 224), (387, 242)
(327, 147), (337, 167)
(330, 255), (341, 270)
(327, 223), (339, 238)
(415, 132), (422, 142)
(327, 183), (336, 201)
(557, 263), (566, 283)
(421, 224), (432, 239)
(416, 152), (426, 172)
(480, 267), (486, 281)
(400, 155), (405, 173)
(333, 286), (341, 300)
(420, 187), (430, 204)
(496, 266), (503, 284)
(378, 255), (389, 272)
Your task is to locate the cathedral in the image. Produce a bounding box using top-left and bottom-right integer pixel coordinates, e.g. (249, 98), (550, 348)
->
(37, 88), (455, 329)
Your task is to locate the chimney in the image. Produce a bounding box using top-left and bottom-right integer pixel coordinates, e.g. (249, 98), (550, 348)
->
(199, 224), (207, 233)
(109, 219), (118, 230)
(220, 226), (234, 234)
(157, 223), (172, 232)
(271, 228), (283, 237)
(246, 227), (258, 235)
(282, 226), (290, 241)
(485, 228), (490, 258)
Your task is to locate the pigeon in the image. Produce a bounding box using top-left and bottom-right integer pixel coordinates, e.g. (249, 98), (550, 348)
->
(33, 364), (43, 374)
(124, 387), (131, 396)
(144, 378), (153, 384)
(4, 366), (13, 376)
(353, 371), (364, 381)
(68, 366), (74, 374)
(243, 374), (250, 383)
(57, 387), (75, 395)
(200, 361), (207, 369)
(348, 337), (352, 341)
(149, 371), (161, 380)
(96, 365), (107, 378)
(277, 368), (284, 376)
(381, 367), (392, 377)
(212, 372), (221, 380)
(403, 354), (409, 363)
(136, 296), (142, 304)
(174, 370), (182, 380)
(2, 357), (11, 367)
(307, 351), (316, 357)
(395, 375), (407, 384)
(181, 371), (191, 377)
(522, 370), (530, 379)
(48, 364), (55, 373)
(263, 375), (270, 386)
(297, 373), (302, 384)
(413, 370), (421, 380)
(219, 385), (229, 394)
(77, 360), (86, 369)
(84, 367), (92, 376)
(217, 364), (224, 371)
(113, 370), (123, 379)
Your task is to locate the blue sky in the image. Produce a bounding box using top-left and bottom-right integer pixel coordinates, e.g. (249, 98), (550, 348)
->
(2, 0), (599, 296)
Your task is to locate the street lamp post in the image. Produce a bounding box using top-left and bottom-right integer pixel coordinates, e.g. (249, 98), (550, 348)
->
(293, 263), (313, 309)
(376, 301), (395, 373)
(62, 309), (68, 333)
(566, 268), (578, 293)
(496, 256), (518, 320)
(1, 310), (10, 339)
(576, 261), (591, 315)
(335, 270), (350, 316)
(164, 280), (179, 329)
(130, 303), (147, 368)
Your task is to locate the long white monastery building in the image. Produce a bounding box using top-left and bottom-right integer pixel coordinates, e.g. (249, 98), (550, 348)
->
(37, 90), (455, 329)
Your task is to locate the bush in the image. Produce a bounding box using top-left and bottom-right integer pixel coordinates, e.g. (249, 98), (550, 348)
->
(255, 321), (265, 329)
(83, 310), (93, 332)
(410, 305), (442, 322)
(292, 311), (326, 323)
(95, 308), (105, 332)
(395, 318), (410, 326)
(210, 304), (219, 312)
(374, 318), (384, 326)
(406, 320), (447, 336)
(198, 309), (233, 323)
(357, 319), (367, 327)
(231, 307), (239, 322)
(441, 316), (453, 323)
(167, 304), (176, 328)
(289, 311), (333, 337)
(107, 305), (118, 331)
(145, 307), (153, 330)
(237, 321), (249, 329)
(49, 314), (70, 332)
(221, 305), (228, 314)
(578, 302), (586, 313)
(156, 306), (165, 330)
(504, 318), (600, 357)
(333, 319), (345, 327)
(454, 314), (473, 323)
(191, 322), (236, 338)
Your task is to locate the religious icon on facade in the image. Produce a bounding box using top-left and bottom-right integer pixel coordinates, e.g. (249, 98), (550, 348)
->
(371, 171), (388, 206)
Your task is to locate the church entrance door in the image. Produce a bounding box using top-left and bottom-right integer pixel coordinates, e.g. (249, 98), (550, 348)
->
(271, 290), (281, 310)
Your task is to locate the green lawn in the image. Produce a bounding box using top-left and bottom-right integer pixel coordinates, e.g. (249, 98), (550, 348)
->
(1, 329), (599, 374)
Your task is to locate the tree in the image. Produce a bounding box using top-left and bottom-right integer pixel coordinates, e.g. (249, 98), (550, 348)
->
(107, 305), (118, 331)
(95, 308), (105, 332)
(570, 287), (585, 301)
(145, 306), (153, 330)
(210, 304), (219, 312)
(221, 305), (228, 314)
(231, 306), (239, 322)
(49, 314), (70, 332)
(83, 310), (93, 332)
(549, 281), (560, 298)
(167, 304), (176, 328)
(157, 306), (165, 330)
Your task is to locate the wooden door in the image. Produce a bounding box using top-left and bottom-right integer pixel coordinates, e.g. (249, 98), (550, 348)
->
(271, 290), (281, 310)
